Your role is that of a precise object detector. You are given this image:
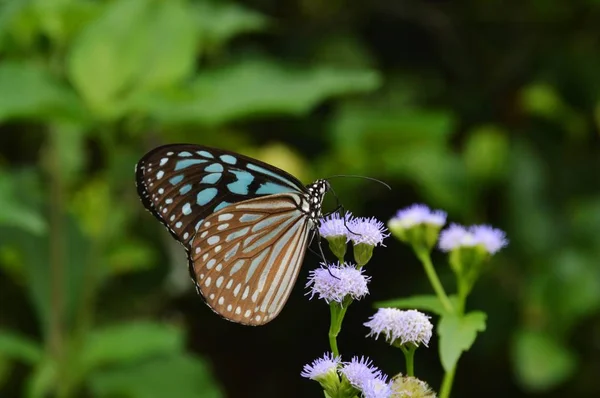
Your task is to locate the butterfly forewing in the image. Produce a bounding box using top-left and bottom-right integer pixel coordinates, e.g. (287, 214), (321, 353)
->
(189, 193), (312, 325)
(135, 144), (306, 247)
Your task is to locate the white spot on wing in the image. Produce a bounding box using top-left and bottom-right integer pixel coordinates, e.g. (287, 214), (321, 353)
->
(218, 213), (234, 221)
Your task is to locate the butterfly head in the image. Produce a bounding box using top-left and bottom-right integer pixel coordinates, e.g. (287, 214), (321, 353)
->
(305, 179), (330, 222)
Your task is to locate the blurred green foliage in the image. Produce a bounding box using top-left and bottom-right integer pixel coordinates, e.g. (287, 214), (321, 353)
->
(0, 0), (599, 397)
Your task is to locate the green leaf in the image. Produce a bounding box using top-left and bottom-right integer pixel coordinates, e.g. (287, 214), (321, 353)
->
(67, 0), (149, 114)
(195, 1), (268, 50)
(463, 125), (509, 182)
(0, 355), (11, 391)
(328, 103), (470, 213)
(0, 216), (90, 336)
(67, 0), (198, 118)
(333, 105), (455, 144)
(438, 311), (487, 371)
(520, 83), (565, 119)
(0, 170), (46, 235)
(133, 0), (197, 91)
(32, 0), (101, 46)
(81, 322), (184, 371)
(0, 61), (82, 122)
(512, 329), (576, 392)
(0, 1), (38, 51)
(0, 329), (43, 364)
(139, 59), (381, 126)
(106, 239), (156, 274)
(90, 354), (223, 398)
(48, 123), (88, 184)
(375, 295), (450, 316)
(26, 358), (57, 398)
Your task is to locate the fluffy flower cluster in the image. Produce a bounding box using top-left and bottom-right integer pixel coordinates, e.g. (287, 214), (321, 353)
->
(319, 212), (389, 247)
(362, 377), (394, 398)
(306, 262), (370, 304)
(364, 308), (433, 347)
(391, 375), (437, 398)
(300, 352), (340, 381)
(389, 204), (447, 229)
(302, 354), (392, 398)
(340, 356), (391, 397)
(438, 224), (508, 254)
(318, 212), (353, 238)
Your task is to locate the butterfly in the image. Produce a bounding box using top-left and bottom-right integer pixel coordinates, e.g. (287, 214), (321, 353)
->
(135, 144), (330, 326)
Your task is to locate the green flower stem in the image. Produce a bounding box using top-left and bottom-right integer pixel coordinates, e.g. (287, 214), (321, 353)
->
(439, 366), (456, 398)
(46, 131), (67, 397)
(456, 279), (469, 314)
(328, 301), (350, 357)
(399, 344), (417, 376)
(439, 258), (470, 398)
(414, 247), (454, 314)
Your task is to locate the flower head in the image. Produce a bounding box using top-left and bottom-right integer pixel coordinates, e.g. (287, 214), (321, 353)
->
(391, 375), (437, 398)
(301, 352), (340, 381)
(389, 204), (447, 229)
(470, 225), (508, 254)
(319, 211), (354, 238)
(362, 377), (393, 398)
(348, 216), (389, 247)
(340, 356), (383, 390)
(306, 262), (370, 304)
(388, 204), (447, 249)
(365, 308), (433, 347)
(439, 223), (508, 254)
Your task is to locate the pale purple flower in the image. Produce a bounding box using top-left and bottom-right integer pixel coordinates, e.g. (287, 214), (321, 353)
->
(306, 262), (370, 303)
(389, 204), (447, 229)
(471, 225), (508, 254)
(348, 217), (389, 246)
(362, 377), (393, 398)
(438, 223), (471, 251)
(439, 223), (508, 254)
(340, 356), (383, 389)
(300, 352), (340, 380)
(319, 211), (354, 238)
(365, 308), (433, 347)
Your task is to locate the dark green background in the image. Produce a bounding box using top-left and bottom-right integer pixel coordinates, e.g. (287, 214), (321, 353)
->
(0, 0), (599, 397)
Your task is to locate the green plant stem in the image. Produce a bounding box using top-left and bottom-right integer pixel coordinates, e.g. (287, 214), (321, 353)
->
(328, 302), (349, 357)
(438, 264), (470, 398)
(47, 131), (67, 398)
(456, 279), (469, 314)
(439, 366), (456, 398)
(415, 248), (454, 314)
(400, 345), (416, 376)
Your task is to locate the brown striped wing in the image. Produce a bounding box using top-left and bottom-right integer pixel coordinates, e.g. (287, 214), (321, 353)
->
(189, 193), (312, 325)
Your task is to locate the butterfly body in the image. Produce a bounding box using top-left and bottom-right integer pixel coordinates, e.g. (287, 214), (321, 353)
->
(135, 144), (329, 325)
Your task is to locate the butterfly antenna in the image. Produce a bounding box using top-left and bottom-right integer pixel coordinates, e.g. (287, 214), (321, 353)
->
(326, 175), (391, 191)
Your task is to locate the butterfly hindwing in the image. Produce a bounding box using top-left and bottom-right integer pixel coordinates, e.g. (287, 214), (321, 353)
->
(135, 144), (307, 248)
(189, 193), (311, 325)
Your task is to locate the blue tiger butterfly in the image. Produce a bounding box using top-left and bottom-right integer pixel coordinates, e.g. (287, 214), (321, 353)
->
(135, 144), (329, 325)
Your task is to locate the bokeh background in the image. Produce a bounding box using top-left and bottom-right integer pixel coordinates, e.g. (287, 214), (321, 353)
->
(1, 0), (600, 397)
